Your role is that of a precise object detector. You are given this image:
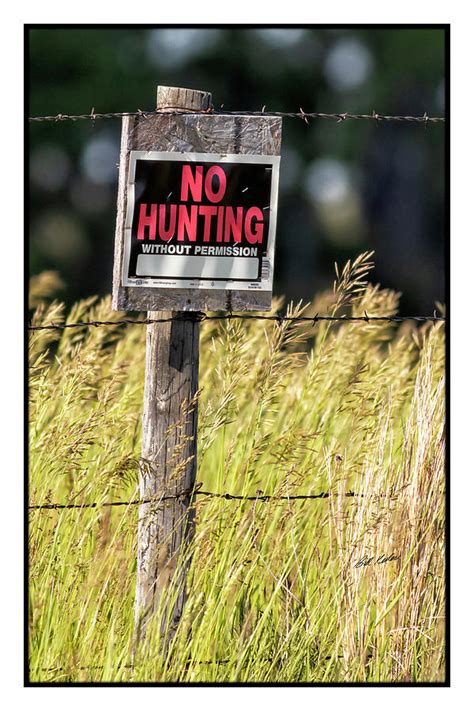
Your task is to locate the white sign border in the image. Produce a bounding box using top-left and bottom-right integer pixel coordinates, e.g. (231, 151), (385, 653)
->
(122, 151), (280, 292)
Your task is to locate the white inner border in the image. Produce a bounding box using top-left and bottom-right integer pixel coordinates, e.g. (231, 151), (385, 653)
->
(122, 151), (280, 291)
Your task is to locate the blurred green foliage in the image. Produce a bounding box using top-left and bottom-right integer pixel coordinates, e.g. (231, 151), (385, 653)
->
(28, 27), (446, 311)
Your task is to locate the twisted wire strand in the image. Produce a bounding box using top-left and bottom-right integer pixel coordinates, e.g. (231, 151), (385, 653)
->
(28, 312), (445, 332)
(29, 487), (406, 511)
(28, 108), (445, 124)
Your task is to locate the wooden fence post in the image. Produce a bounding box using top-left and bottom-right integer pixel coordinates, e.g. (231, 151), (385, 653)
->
(134, 87), (210, 645)
(111, 85), (281, 648)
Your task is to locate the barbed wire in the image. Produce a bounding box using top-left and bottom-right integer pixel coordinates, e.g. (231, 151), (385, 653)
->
(32, 661), (226, 674)
(28, 312), (445, 332)
(33, 650), (366, 675)
(29, 487), (405, 511)
(28, 108), (445, 125)
(33, 652), (360, 674)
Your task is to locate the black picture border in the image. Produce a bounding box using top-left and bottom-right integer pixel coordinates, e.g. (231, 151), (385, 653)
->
(24, 22), (450, 688)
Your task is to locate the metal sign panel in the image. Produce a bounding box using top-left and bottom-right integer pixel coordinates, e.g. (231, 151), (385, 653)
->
(122, 151), (280, 295)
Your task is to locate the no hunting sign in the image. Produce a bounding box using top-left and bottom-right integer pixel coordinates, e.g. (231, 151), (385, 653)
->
(112, 111), (282, 312)
(124, 152), (279, 291)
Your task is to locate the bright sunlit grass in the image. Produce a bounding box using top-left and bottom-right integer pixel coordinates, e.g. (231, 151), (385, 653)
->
(28, 254), (445, 683)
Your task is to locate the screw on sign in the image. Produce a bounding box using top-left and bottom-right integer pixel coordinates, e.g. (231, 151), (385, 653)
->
(112, 86), (281, 647)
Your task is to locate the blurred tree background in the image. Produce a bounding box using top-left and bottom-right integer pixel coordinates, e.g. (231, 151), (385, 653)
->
(28, 26), (446, 312)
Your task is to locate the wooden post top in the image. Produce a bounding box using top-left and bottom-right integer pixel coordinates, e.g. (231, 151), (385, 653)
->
(156, 86), (213, 112)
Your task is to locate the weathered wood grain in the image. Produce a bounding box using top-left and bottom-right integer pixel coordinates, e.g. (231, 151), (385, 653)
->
(134, 311), (200, 643)
(133, 88), (208, 647)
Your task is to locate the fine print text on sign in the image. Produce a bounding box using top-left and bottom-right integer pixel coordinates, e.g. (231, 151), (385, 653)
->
(122, 152), (280, 293)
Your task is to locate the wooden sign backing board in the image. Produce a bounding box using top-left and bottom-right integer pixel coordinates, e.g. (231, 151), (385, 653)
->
(112, 113), (282, 312)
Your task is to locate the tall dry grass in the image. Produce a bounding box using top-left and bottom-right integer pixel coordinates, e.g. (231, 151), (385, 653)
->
(28, 254), (445, 682)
